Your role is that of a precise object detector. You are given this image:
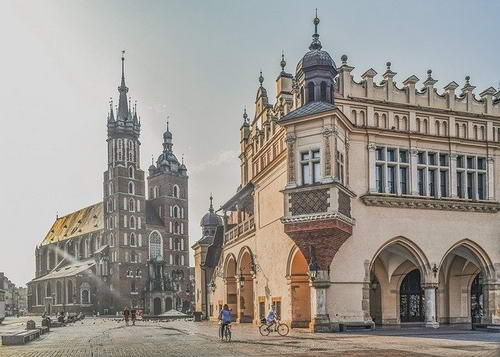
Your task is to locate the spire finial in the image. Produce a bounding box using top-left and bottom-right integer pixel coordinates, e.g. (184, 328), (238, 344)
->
(151, 154), (154, 166)
(465, 75), (471, 85)
(309, 9), (322, 51)
(166, 116), (170, 131)
(117, 50), (129, 118)
(121, 50), (125, 81)
(209, 193), (214, 212)
(280, 51), (286, 73)
(258, 70), (264, 86)
(181, 154), (184, 165)
(243, 107), (248, 122)
(427, 69), (433, 80)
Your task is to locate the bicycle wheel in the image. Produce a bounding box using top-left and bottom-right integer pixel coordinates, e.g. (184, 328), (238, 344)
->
(277, 323), (289, 336)
(225, 327), (231, 342)
(259, 324), (270, 336)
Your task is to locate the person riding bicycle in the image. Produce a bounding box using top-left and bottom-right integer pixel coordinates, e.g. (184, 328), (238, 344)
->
(218, 304), (232, 340)
(266, 305), (278, 330)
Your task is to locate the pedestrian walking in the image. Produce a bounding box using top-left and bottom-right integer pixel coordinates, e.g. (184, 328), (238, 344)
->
(130, 308), (137, 326)
(123, 307), (130, 326)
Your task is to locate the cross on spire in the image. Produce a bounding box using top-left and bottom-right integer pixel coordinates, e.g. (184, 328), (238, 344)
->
(209, 193), (214, 213)
(309, 9), (322, 51)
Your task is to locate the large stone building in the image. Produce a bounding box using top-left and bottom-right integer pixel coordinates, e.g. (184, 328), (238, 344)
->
(194, 15), (500, 331)
(27, 55), (193, 316)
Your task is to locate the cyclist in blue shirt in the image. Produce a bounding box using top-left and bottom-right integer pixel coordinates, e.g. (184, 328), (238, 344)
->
(218, 304), (232, 340)
(266, 305), (277, 330)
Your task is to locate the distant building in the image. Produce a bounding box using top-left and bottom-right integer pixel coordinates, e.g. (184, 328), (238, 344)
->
(27, 54), (192, 316)
(0, 273), (26, 316)
(196, 14), (500, 331)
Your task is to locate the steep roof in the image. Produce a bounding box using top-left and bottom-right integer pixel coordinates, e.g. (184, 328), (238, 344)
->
(41, 203), (103, 246)
(31, 259), (96, 282)
(279, 101), (336, 122)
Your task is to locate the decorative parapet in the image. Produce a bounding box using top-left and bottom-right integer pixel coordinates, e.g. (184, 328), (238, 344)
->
(337, 55), (500, 117)
(224, 216), (255, 245)
(360, 194), (500, 213)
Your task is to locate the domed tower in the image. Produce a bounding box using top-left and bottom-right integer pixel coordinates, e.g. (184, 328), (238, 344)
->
(295, 12), (338, 107)
(200, 195), (223, 237)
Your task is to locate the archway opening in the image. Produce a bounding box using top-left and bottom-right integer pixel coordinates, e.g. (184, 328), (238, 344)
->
(238, 251), (255, 323)
(369, 239), (427, 325)
(165, 297), (173, 311)
(290, 249), (311, 328)
(438, 242), (490, 325)
(224, 256), (237, 317)
(153, 297), (161, 315)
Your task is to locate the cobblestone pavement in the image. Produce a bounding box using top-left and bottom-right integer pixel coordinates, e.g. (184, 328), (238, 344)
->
(0, 317), (498, 356)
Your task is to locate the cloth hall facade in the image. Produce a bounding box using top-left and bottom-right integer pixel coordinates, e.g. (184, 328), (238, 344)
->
(194, 15), (500, 331)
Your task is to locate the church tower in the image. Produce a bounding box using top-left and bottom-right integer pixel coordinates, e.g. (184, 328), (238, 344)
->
(104, 52), (148, 311)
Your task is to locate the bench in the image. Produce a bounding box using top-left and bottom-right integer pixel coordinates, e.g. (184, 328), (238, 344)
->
(37, 326), (49, 335)
(1, 330), (40, 345)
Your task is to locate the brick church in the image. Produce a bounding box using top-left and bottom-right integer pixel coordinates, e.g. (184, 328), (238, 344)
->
(27, 54), (193, 316)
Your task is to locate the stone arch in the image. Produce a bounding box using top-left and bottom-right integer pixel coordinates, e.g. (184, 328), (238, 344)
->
(287, 245), (311, 328)
(236, 246), (255, 273)
(438, 239), (494, 280)
(223, 253), (238, 316)
(236, 247), (255, 323)
(368, 237), (431, 325)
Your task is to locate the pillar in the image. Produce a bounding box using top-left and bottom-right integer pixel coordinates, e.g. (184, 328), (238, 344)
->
(309, 271), (331, 332)
(423, 284), (439, 328)
(161, 297), (165, 314)
(483, 281), (500, 325)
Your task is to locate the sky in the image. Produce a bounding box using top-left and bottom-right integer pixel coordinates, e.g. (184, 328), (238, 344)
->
(0, 0), (498, 286)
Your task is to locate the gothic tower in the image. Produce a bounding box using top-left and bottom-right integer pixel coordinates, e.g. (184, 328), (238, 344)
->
(104, 53), (148, 311)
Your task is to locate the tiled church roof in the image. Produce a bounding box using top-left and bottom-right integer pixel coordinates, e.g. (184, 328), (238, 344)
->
(41, 203), (103, 246)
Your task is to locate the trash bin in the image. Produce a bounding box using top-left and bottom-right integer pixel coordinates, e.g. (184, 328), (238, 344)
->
(193, 312), (203, 322)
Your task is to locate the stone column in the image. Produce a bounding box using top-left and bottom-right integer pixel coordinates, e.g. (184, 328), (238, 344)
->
(410, 148), (419, 195)
(285, 133), (297, 188)
(482, 281), (500, 325)
(309, 271), (331, 332)
(450, 153), (458, 198)
(423, 284), (439, 328)
(161, 297), (165, 314)
(321, 127), (334, 183)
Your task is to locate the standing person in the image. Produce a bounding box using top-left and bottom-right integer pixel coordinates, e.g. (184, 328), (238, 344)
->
(123, 307), (130, 326)
(130, 307), (137, 326)
(218, 304), (232, 341)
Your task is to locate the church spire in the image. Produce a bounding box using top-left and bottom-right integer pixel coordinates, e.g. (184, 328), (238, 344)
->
(117, 50), (129, 120)
(309, 9), (322, 51)
(209, 193), (214, 213)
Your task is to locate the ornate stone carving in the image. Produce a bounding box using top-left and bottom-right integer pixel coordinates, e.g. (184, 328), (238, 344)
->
(289, 189), (329, 216)
(323, 128), (332, 177)
(367, 143), (377, 151)
(286, 133), (296, 183)
(409, 148), (419, 156)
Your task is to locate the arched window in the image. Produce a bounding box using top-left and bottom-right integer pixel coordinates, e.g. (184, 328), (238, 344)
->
(81, 283), (90, 304)
(173, 206), (179, 218)
(320, 81), (327, 101)
(130, 233), (136, 247)
(352, 110), (357, 125)
(174, 238), (180, 250)
(382, 114), (387, 128)
(131, 280), (136, 292)
(374, 113), (380, 127)
(174, 222), (180, 234)
(435, 121), (441, 136)
(128, 181), (135, 195)
(149, 231), (163, 260)
(131, 251), (137, 263)
(117, 139), (123, 161)
(128, 166), (134, 178)
(173, 185), (179, 198)
(108, 182), (113, 195)
(181, 255), (185, 265)
(107, 199), (113, 213)
(443, 122), (448, 136)
(130, 216), (136, 229)
(109, 233), (114, 247)
(307, 82), (315, 102)
(56, 281), (63, 304)
(402, 116), (408, 130)
(46, 281), (52, 298)
(37, 284), (43, 305)
(360, 111), (366, 126)
(480, 126), (485, 140)
(154, 186), (159, 198)
(473, 125), (478, 140)
(416, 118), (421, 132)
(175, 255), (180, 265)
(129, 198), (135, 212)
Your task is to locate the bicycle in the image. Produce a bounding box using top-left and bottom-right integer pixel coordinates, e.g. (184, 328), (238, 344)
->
(219, 322), (232, 342)
(259, 318), (289, 336)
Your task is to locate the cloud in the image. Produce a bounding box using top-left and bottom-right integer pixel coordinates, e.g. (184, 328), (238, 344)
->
(189, 150), (239, 175)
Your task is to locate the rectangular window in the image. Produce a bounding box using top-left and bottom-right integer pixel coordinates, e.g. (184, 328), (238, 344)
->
(399, 150), (408, 163)
(467, 172), (474, 199)
(387, 166), (396, 193)
(440, 170), (448, 197)
(428, 170), (436, 196)
(376, 165), (384, 193)
(478, 173), (485, 200)
(467, 156), (475, 169)
(457, 172), (464, 198)
(300, 149), (320, 185)
(399, 167), (408, 194)
(428, 152), (436, 166)
(457, 155), (464, 168)
(439, 154), (448, 166)
(417, 152), (426, 164)
(301, 162), (311, 185)
(477, 157), (486, 170)
(418, 168), (425, 196)
(387, 149), (396, 162)
(313, 161), (321, 184)
(375, 147), (384, 161)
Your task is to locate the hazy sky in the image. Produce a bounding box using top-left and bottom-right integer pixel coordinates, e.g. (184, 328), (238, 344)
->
(1, 1), (498, 286)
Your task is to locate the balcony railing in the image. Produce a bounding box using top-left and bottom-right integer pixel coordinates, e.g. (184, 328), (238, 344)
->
(282, 183), (355, 224)
(224, 216), (255, 244)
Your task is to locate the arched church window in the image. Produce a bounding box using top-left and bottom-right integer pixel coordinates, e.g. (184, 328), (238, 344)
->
(131, 280), (136, 292)
(80, 282), (91, 304)
(320, 81), (327, 101)
(154, 186), (159, 198)
(129, 198), (135, 212)
(117, 139), (123, 161)
(174, 238), (180, 250)
(128, 181), (135, 195)
(67, 280), (73, 304)
(107, 199), (113, 213)
(149, 231), (163, 260)
(173, 185), (179, 198)
(128, 166), (134, 178)
(174, 222), (180, 234)
(173, 206), (179, 218)
(108, 182), (114, 195)
(175, 255), (180, 266)
(307, 82), (315, 102)
(130, 216), (136, 229)
(130, 233), (136, 246)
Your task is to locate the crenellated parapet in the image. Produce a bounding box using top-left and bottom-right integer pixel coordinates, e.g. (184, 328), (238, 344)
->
(336, 55), (500, 118)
